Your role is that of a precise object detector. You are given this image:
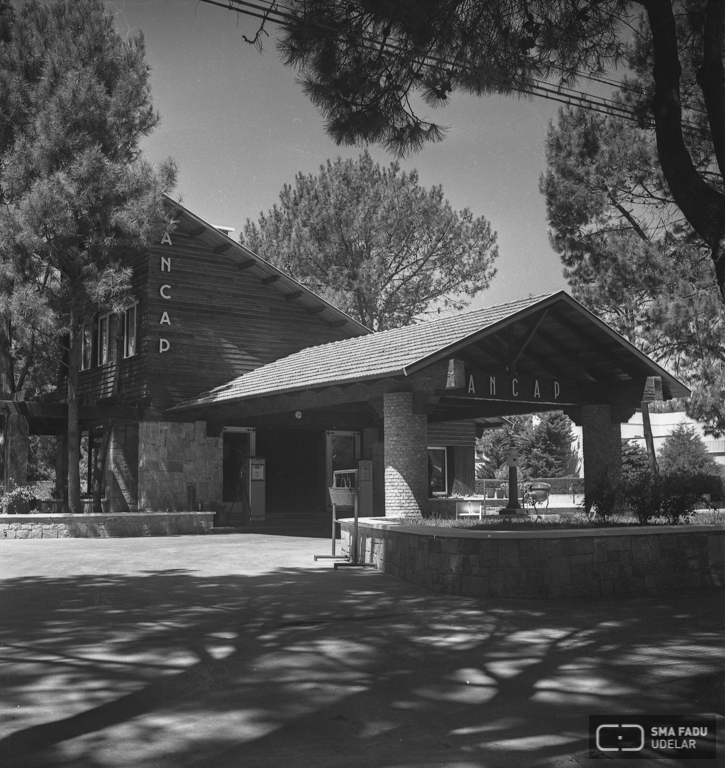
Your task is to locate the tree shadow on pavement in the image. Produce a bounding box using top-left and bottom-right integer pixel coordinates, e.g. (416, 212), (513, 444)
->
(0, 560), (723, 768)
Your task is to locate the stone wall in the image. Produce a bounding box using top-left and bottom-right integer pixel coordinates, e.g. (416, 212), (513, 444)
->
(0, 512), (214, 538)
(137, 421), (222, 511)
(107, 422), (139, 513)
(340, 520), (725, 598)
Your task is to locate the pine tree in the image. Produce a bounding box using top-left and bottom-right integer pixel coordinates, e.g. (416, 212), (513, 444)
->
(658, 423), (720, 476)
(621, 440), (651, 483)
(242, 151), (498, 330)
(519, 411), (579, 478)
(0, 0), (176, 511)
(541, 105), (725, 434)
(476, 418), (530, 479)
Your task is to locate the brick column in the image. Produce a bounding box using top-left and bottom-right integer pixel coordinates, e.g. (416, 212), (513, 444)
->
(383, 392), (429, 517)
(582, 404), (622, 511)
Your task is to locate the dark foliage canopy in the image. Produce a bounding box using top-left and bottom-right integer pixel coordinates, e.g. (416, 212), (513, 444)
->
(245, 0), (725, 299)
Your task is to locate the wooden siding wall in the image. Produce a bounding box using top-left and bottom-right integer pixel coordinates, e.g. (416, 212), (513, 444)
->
(427, 420), (476, 448)
(144, 227), (355, 412)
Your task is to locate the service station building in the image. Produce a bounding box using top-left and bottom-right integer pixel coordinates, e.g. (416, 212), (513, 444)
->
(2, 200), (689, 525)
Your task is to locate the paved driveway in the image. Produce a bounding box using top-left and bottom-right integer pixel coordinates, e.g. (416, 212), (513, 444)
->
(0, 534), (723, 768)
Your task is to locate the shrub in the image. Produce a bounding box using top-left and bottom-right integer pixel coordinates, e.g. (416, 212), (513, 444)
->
(1, 485), (38, 514)
(660, 474), (705, 524)
(588, 469), (621, 521)
(621, 472), (662, 525)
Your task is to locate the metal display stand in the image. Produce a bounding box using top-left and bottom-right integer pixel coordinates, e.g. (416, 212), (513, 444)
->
(313, 500), (346, 561)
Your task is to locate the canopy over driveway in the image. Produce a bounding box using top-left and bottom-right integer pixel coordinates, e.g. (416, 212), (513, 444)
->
(173, 291), (689, 514)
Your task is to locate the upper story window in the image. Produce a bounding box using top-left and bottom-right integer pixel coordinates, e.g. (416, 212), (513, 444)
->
(81, 324), (93, 371)
(98, 312), (118, 366)
(88, 301), (138, 369)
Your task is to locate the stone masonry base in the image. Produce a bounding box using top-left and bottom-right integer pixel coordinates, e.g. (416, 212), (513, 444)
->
(340, 520), (725, 598)
(0, 512), (214, 539)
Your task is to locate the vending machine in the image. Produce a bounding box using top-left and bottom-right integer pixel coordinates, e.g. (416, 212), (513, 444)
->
(246, 457), (266, 522)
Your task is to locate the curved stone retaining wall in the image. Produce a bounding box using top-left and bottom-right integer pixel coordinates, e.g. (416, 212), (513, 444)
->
(0, 511), (214, 539)
(339, 519), (725, 598)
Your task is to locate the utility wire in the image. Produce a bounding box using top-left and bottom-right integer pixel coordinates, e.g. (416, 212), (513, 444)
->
(199, 0), (707, 136)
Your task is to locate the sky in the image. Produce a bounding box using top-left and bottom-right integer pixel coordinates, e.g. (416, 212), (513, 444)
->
(109, 0), (570, 310)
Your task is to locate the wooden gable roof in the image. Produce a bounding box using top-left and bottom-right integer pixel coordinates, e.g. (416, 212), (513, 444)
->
(172, 291), (689, 415)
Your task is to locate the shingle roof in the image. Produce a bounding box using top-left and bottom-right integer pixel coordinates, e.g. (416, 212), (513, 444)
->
(173, 293), (552, 410)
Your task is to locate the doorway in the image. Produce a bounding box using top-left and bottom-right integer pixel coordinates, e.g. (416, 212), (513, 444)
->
(222, 428), (255, 517)
(325, 430), (361, 510)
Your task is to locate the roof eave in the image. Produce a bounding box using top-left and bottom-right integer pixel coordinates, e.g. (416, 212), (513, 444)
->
(169, 367), (408, 412)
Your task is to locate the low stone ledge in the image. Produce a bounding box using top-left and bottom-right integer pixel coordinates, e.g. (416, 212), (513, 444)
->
(339, 518), (725, 599)
(0, 511), (214, 539)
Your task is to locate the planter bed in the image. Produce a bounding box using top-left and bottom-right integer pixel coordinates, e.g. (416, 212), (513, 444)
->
(0, 511), (214, 539)
(339, 517), (725, 599)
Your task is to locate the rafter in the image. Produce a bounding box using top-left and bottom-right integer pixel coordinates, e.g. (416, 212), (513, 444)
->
(550, 309), (642, 377)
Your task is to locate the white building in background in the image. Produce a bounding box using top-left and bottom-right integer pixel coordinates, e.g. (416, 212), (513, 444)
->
(622, 411), (725, 467)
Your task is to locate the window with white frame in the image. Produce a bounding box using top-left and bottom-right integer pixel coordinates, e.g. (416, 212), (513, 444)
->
(81, 324), (93, 371)
(96, 302), (138, 366)
(428, 446), (448, 497)
(97, 312), (119, 365)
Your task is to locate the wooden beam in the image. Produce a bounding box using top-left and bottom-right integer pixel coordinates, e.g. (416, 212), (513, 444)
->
(214, 242), (232, 254)
(261, 275), (281, 285)
(284, 291), (303, 301)
(1, 401), (143, 421)
(509, 309), (548, 371)
(187, 226), (206, 239)
(306, 305), (325, 315)
(327, 319), (348, 328)
(428, 401), (554, 422)
(237, 260), (255, 271)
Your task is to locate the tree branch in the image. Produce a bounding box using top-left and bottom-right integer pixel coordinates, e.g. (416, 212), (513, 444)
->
(606, 189), (651, 242)
(641, 0), (725, 287)
(697, 0), (725, 180)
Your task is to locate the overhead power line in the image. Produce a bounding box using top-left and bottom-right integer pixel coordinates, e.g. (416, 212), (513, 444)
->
(199, 0), (706, 136)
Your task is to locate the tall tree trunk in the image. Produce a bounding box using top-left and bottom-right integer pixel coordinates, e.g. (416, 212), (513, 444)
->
(55, 433), (68, 505)
(641, 402), (659, 477)
(67, 310), (82, 514)
(643, 0), (725, 295)
(92, 423), (113, 513)
(0, 316), (14, 397)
